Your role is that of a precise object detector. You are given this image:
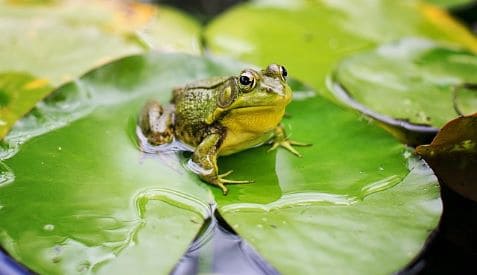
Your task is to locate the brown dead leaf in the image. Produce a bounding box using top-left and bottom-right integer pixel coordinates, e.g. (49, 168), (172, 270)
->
(417, 113), (477, 201)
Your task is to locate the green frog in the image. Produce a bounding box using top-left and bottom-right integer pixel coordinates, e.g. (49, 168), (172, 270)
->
(139, 64), (309, 194)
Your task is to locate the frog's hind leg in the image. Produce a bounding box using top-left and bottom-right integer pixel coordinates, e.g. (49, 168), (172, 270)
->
(190, 130), (253, 195)
(139, 100), (175, 145)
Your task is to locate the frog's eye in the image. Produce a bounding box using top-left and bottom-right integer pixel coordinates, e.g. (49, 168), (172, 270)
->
(280, 65), (288, 79)
(240, 75), (252, 85)
(266, 64), (287, 80)
(239, 71), (256, 92)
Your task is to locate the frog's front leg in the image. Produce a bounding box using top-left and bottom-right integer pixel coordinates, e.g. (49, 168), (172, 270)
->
(191, 129), (252, 195)
(269, 125), (311, 157)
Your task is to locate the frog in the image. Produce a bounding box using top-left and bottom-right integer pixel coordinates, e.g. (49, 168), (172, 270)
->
(139, 64), (309, 194)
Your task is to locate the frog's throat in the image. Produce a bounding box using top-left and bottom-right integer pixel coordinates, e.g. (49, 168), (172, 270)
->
(205, 105), (283, 125)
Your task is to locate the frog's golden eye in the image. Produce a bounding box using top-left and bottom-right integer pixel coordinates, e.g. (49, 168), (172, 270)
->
(239, 71), (256, 92)
(280, 65), (288, 79)
(266, 64), (287, 80)
(240, 75), (251, 85)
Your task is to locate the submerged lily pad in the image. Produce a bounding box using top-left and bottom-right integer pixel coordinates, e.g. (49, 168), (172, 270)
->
(204, 0), (477, 101)
(331, 38), (477, 145)
(0, 53), (441, 274)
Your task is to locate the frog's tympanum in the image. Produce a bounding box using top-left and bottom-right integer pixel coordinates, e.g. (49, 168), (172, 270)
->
(139, 64), (309, 194)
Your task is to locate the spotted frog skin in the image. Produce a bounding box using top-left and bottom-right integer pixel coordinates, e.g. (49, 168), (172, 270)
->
(139, 64), (309, 194)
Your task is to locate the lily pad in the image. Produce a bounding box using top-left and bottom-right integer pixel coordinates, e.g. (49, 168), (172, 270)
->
(0, 53), (237, 274)
(0, 0), (201, 85)
(330, 38), (477, 145)
(0, 72), (52, 139)
(204, 0), (477, 101)
(213, 93), (441, 274)
(0, 0), (201, 140)
(0, 53), (441, 274)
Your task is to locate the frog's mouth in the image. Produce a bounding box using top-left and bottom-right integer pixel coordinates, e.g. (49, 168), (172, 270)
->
(231, 95), (291, 110)
(235, 105), (276, 109)
(230, 105), (283, 114)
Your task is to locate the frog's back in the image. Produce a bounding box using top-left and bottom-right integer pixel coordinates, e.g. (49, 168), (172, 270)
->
(172, 76), (227, 98)
(172, 76), (232, 117)
(172, 77), (232, 145)
(173, 87), (217, 124)
(185, 76), (229, 90)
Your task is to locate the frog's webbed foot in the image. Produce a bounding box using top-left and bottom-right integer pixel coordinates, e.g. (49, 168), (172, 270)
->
(268, 139), (311, 157)
(268, 125), (311, 157)
(206, 170), (253, 195)
(191, 132), (253, 195)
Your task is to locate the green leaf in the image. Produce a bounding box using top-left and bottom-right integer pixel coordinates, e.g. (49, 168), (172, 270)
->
(0, 0), (201, 85)
(204, 0), (477, 101)
(0, 72), (52, 139)
(213, 91), (441, 274)
(0, 0), (201, 139)
(136, 5), (202, 54)
(0, 53), (238, 274)
(219, 160), (440, 274)
(331, 38), (477, 144)
(0, 53), (441, 274)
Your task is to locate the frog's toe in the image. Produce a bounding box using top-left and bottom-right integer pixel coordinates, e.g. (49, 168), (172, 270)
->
(268, 140), (308, 157)
(283, 142), (303, 157)
(217, 182), (228, 195)
(267, 142), (280, 152)
(214, 170), (253, 195)
(221, 178), (254, 184)
(218, 170), (234, 178)
(219, 172), (253, 185)
(289, 140), (312, 147)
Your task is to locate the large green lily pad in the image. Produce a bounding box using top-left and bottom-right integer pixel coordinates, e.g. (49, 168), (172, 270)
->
(331, 38), (477, 145)
(0, 53), (441, 274)
(213, 92), (441, 274)
(0, 54), (229, 274)
(204, 0), (477, 101)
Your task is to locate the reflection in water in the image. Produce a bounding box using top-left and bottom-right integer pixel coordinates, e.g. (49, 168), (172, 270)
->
(135, 126), (193, 155)
(359, 175), (402, 199)
(0, 251), (29, 275)
(172, 214), (278, 275)
(134, 188), (212, 221)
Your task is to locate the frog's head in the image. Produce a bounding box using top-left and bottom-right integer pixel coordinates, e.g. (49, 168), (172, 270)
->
(218, 64), (292, 111)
